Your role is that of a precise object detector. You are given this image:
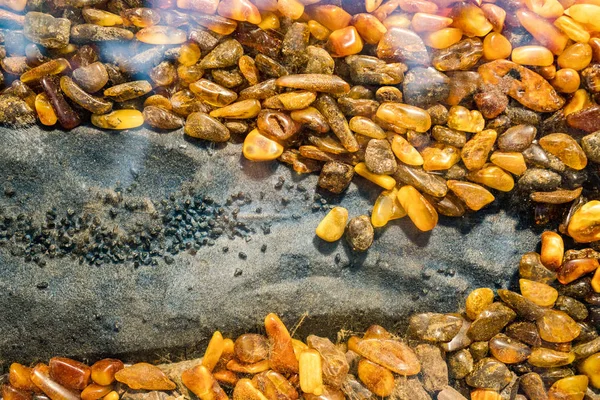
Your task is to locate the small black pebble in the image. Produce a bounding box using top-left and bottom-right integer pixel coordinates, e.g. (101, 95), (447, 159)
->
(334, 253), (341, 263)
(222, 246), (229, 253)
(261, 244), (267, 252)
(36, 282), (48, 289)
(239, 252), (247, 260)
(234, 268), (243, 277)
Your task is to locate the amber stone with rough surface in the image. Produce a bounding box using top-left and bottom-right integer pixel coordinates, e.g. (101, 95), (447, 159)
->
(447, 180), (494, 211)
(461, 130), (497, 171)
(265, 313), (299, 375)
(348, 336), (421, 375)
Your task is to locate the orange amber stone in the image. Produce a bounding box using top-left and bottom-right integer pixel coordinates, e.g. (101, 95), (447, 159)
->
(551, 68), (580, 93)
(376, 102), (431, 133)
(490, 151), (527, 175)
(233, 379), (269, 400)
(592, 267), (600, 293)
(213, 370), (239, 387)
(182, 365), (228, 400)
(512, 46), (554, 67)
(253, 371), (298, 400)
(307, 5), (352, 31)
(277, 0), (304, 20)
(579, 353), (600, 388)
(9, 364), (38, 392)
(563, 89), (593, 116)
(326, 27), (363, 57)
(226, 359), (271, 374)
(554, 15), (590, 43)
(539, 133), (587, 170)
(466, 288), (495, 320)
(540, 231), (564, 271)
(520, 279), (558, 307)
(49, 358), (91, 391)
(421, 144), (461, 171)
(548, 376), (588, 400)
(557, 43), (592, 71)
(30, 364), (79, 400)
(525, 0), (564, 18)
(411, 12), (452, 32)
(481, 4), (505, 32)
(90, 360), (124, 386)
(391, 135), (423, 166)
(537, 309), (582, 343)
(422, 28), (463, 49)
(81, 384), (112, 400)
(450, 3), (493, 37)
(517, 8), (568, 55)
(178, 42), (202, 66)
(461, 129), (497, 171)
(447, 180), (495, 211)
(471, 389), (501, 400)
(366, 0), (385, 12)
(558, 258), (599, 284)
(217, 0), (262, 24)
(2, 385), (31, 400)
(265, 313), (299, 375)
(243, 129), (284, 161)
(351, 14), (387, 44)
(114, 363), (176, 391)
(347, 336), (421, 375)
(489, 334), (532, 364)
(483, 32), (512, 60)
(202, 331), (225, 372)
(136, 26), (187, 44)
(258, 11), (280, 30)
(397, 185), (438, 232)
(566, 4), (600, 31)
(467, 164), (515, 192)
(357, 360), (394, 397)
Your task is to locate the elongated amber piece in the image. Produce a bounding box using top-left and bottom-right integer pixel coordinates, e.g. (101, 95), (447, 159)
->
(307, 5), (352, 31)
(450, 3), (493, 37)
(354, 162), (396, 190)
(349, 116), (386, 139)
(593, 267), (600, 293)
(82, 9), (124, 26)
(203, 331), (224, 372)
(299, 350), (324, 395)
(520, 279), (558, 307)
(483, 32), (512, 61)
(525, 0), (564, 18)
(566, 4), (600, 31)
(540, 231), (564, 271)
(91, 110), (144, 130)
(243, 129), (284, 161)
(392, 135), (423, 166)
(489, 334), (532, 364)
(115, 364), (176, 391)
(264, 313), (299, 375)
(376, 103), (431, 133)
(422, 28), (463, 49)
(81, 384), (112, 400)
(382, 14), (411, 29)
(539, 133), (587, 170)
(60, 76), (113, 115)
(35, 93), (58, 126)
(467, 165), (514, 192)
(30, 364), (79, 400)
(411, 13), (452, 32)
(2, 385), (31, 400)
(20, 59), (70, 84)
(557, 43), (592, 71)
(210, 99), (261, 119)
(190, 79), (238, 107)
(40, 76), (81, 131)
(347, 336), (421, 375)
(528, 348), (575, 367)
(182, 365), (228, 400)
(136, 26), (187, 44)
(276, 75), (350, 95)
(9, 364), (38, 392)
(316, 206), (348, 242)
(512, 46), (554, 67)
(558, 258), (599, 284)
(226, 360), (270, 374)
(517, 8), (568, 55)
(554, 16), (590, 43)
(447, 180), (494, 211)
(213, 370), (238, 386)
(372, 188), (407, 227)
(548, 375), (588, 400)
(357, 359), (394, 397)
(397, 185), (438, 231)
(217, 0), (262, 24)
(263, 91), (317, 110)
(326, 27), (363, 57)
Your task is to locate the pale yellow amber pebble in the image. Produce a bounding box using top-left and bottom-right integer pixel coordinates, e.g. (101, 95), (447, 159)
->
(519, 279), (558, 307)
(354, 162), (396, 190)
(467, 164), (515, 192)
(568, 200), (600, 243)
(512, 46), (554, 67)
(448, 105), (485, 133)
(525, 0), (564, 18)
(103, 392), (119, 400)
(465, 288), (495, 320)
(243, 129), (284, 162)
(376, 102), (432, 133)
(539, 133), (587, 170)
(471, 389), (501, 400)
(349, 116), (387, 139)
(299, 350), (324, 395)
(210, 99), (261, 119)
(278, 0), (304, 20)
(579, 354), (600, 389)
(557, 43), (593, 71)
(136, 26), (187, 44)
(397, 185), (438, 232)
(554, 16), (590, 43)
(421, 144), (460, 171)
(391, 135), (423, 166)
(178, 43), (202, 66)
(483, 32), (512, 60)
(91, 110), (144, 130)
(422, 28), (463, 49)
(461, 129), (498, 171)
(382, 13), (411, 29)
(35, 93), (57, 126)
(291, 338), (309, 360)
(82, 8), (124, 26)
(202, 331), (224, 372)
(490, 152), (527, 175)
(372, 187), (407, 228)
(316, 206), (348, 242)
(258, 12), (280, 30)
(450, 3), (493, 37)
(566, 4), (600, 32)
(447, 180), (495, 211)
(548, 375), (588, 400)
(351, 13), (387, 45)
(411, 13), (453, 32)
(217, 0), (262, 24)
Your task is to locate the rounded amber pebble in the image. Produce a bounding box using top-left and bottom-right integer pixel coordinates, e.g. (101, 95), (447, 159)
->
(136, 26), (187, 44)
(376, 102), (432, 133)
(536, 309), (581, 343)
(422, 28), (463, 49)
(35, 93), (57, 126)
(483, 32), (512, 61)
(551, 68), (580, 94)
(557, 43), (593, 71)
(326, 26), (364, 57)
(548, 375), (588, 400)
(243, 129), (284, 162)
(519, 279), (558, 307)
(467, 165), (514, 192)
(539, 133), (587, 170)
(512, 46), (554, 67)
(579, 353), (600, 389)
(372, 188), (407, 228)
(315, 206), (348, 242)
(91, 110), (144, 130)
(465, 288), (494, 321)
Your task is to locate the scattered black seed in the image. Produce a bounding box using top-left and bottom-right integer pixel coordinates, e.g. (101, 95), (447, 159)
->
(234, 268), (243, 276)
(239, 252), (247, 260)
(261, 244), (267, 252)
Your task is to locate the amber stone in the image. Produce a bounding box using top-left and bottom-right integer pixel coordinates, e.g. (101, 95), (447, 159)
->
(234, 334), (269, 364)
(423, 28), (463, 49)
(306, 335), (348, 388)
(519, 252), (556, 284)
(217, 0), (261, 24)
(31, 364), (79, 400)
(538, 133), (586, 171)
(243, 129), (283, 161)
(465, 357), (512, 391)
(547, 375), (588, 400)
(265, 313), (299, 375)
(558, 258), (599, 285)
(371, 188), (407, 227)
(326, 27), (363, 57)
(2, 385), (31, 400)
(356, 359), (393, 397)
(348, 336), (420, 375)
(450, 3), (492, 37)
(467, 165), (514, 192)
(377, 27), (429, 65)
(512, 46), (554, 67)
(550, 68), (580, 94)
(465, 288), (494, 321)
(226, 359), (270, 374)
(253, 371), (298, 400)
(490, 152), (527, 176)
(460, 129), (497, 171)
(489, 334), (531, 364)
(540, 231), (564, 271)
(446, 180), (494, 211)
(537, 309), (581, 343)
(408, 313), (463, 342)
(80, 384), (112, 400)
(470, 389), (501, 400)
(397, 185), (438, 232)
(520, 279), (558, 307)
(177, 0), (220, 13)
(516, 8), (568, 55)
(20, 58), (70, 85)
(468, 302), (516, 341)
(306, 5), (351, 31)
(528, 348), (575, 368)
(579, 353), (600, 389)
(350, 14), (386, 45)
(114, 363), (176, 391)
(90, 360), (123, 387)
(49, 358), (91, 391)
(182, 365), (228, 400)
(376, 102), (431, 132)
(9, 364), (38, 392)
(420, 144), (460, 171)
(411, 13), (452, 32)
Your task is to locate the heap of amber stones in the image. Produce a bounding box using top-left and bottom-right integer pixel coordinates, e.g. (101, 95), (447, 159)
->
(0, 0), (600, 247)
(2, 230), (600, 400)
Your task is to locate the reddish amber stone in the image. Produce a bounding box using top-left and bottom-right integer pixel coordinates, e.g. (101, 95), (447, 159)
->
(81, 384), (112, 400)
(557, 258), (599, 284)
(516, 8), (568, 55)
(351, 14), (387, 44)
(49, 358), (91, 391)
(30, 364), (79, 400)
(326, 27), (363, 57)
(9, 363), (38, 392)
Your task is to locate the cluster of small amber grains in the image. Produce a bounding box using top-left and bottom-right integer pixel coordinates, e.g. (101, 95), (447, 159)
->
(2, 231), (600, 400)
(1, 0), (600, 247)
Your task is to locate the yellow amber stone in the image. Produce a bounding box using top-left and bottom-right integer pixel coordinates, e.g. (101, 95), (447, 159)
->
(593, 267), (600, 292)
(81, 383), (112, 400)
(278, 0), (304, 20)
(91, 110), (144, 130)
(243, 129), (284, 162)
(91, 359), (124, 386)
(566, 4), (600, 31)
(376, 102), (432, 133)
(178, 43), (201, 66)
(564, 89), (593, 116)
(450, 3), (493, 37)
(517, 8), (568, 55)
(233, 379), (268, 400)
(422, 28), (463, 49)
(421, 144), (461, 171)
(103, 392), (118, 400)
(9, 363), (37, 392)
(568, 200), (600, 243)
(490, 151), (527, 175)
(537, 309), (581, 342)
(391, 135), (423, 166)
(551, 68), (580, 94)
(520, 279), (558, 307)
(351, 14), (387, 45)
(349, 116), (387, 139)
(461, 129), (498, 171)
(529, 348), (575, 367)
(227, 359), (270, 374)
(397, 185), (438, 232)
(357, 359), (394, 397)
(554, 16), (590, 43)
(448, 105), (485, 133)
(483, 32), (512, 60)
(372, 188), (407, 227)
(258, 12), (280, 30)
(292, 338), (309, 360)
(539, 133), (587, 170)
(447, 180), (495, 211)
(354, 162), (396, 190)
(20, 58), (70, 84)
(466, 288), (495, 320)
(315, 206), (348, 242)
(579, 353), (600, 388)
(525, 0), (564, 18)
(299, 350), (324, 395)
(308, 20), (331, 40)
(471, 389), (501, 400)
(558, 258), (599, 284)
(548, 376), (588, 400)
(239, 55), (259, 86)
(202, 331), (224, 372)
(467, 164), (515, 192)
(366, 0), (384, 12)
(210, 100), (261, 119)
(82, 9), (124, 26)
(114, 363), (176, 391)
(540, 231), (564, 271)
(217, 0), (262, 24)
(382, 14), (411, 29)
(35, 93), (57, 126)
(182, 365), (227, 400)
(326, 26), (363, 57)
(557, 43), (592, 71)
(411, 13), (453, 32)
(512, 46), (554, 67)
(308, 5), (352, 31)
(136, 26), (187, 44)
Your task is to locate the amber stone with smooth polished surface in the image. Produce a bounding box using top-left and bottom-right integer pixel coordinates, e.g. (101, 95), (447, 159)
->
(397, 185), (438, 232)
(265, 313), (299, 375)
(49, 357), (91, 391)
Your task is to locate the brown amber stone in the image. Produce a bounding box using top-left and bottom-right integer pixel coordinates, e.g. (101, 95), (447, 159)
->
(114, 363), (176, 391)
(446, 180), (494, 211)
(348, 336), (421, 375)
(489, 334), (531, 364)
(548, 375), (588, 400)
(540, 231), (564, 271)
(2, 385), (31, 400)
(49, 357), (91, 391)
(483, 32), (512, 61)
(31, 364), (79, 400)
(467, 165), (514, 192)
(326, 27), (363, 57)
(397, 185), (438, 232)
(9, 364), (38, 392)
(182, 365), (228, 400)
(537, 309), (581, 343)
(558, 258), (599, 284)
(377, 27), (429, 65)
(190, 79), (238, 107)
(81, 384), (112, 400)
(468, 302), (516, 341)
(265, 313), (299, 375)
(520, 279), (558, 307)
(307, 335), (349, 388)
(356, 359), (394, 397)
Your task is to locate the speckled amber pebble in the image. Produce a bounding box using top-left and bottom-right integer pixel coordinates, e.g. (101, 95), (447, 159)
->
(536, 309), (581, 343)
(114, 363), (176, 391)
(448, 106), (484, 133)
(547, 375), (588, 400)
(243, 129), (283, 161)
(568, 201), (600, 243)
(539, 133), (587, 170)
(520, 279), (558, 307)
(461, 130), (498, 171)
(466, 288), (494, 321)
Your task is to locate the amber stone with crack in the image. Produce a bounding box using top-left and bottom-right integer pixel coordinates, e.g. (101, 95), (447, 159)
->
(348, 336), (421, 375)
(461, 130), (497, 171)
(235, 334), (269, 364)
(539, 133), (587, 170)
(307, 335), (349, 388)
(265, 313), (299, 375)
(114, 363), (176, 390)
(446, 180), (494, 211)
(537, 309), (581, 343)
(49, 358), (91, 391)
(372, 188), (407, 227)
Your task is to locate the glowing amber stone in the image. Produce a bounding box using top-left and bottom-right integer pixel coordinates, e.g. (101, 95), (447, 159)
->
(448, 105), (485, 133)
(278, 0), (304, 19)
(299, 350), (324, 395)
(483, 32), (512, 60)
(512, 46), (554, 67)
(366, 0), (384, 12)
(446, 180), (494, 211)
(490, 152), (527, 176)
(49, 358), (91, 391)
(178, 42), (202, 66)
(372, 188), (407, 227)
(397, 185), (438, 231)
(30, 364), (79, 400)
(357, 359), (394, 397)
(91, 110), (144, 130)
(564, 89), (593, 116)
(450, 3), (493, 37)
(466, 288), (494, 320)
(579, 354), (600, 389)
(467, 165), (515, 192)
(557, 43), (592, 71)
(9, 364), (38, 392)
(566, 4), (600, 31)
(551, 68), (580, 94)
(210, 99), (261, 119)
(422, 28), (463, 49)
(114, 363), (176, 391)
(351, 14), (387, 44)
(258, 12), (280, 30)
(382, 14), (411, 29)
(528, 348), (575, 367)
(489, 334), (532, 364)
(557, 258), (599, 284)
(226, 360), (270, 374)
(539, 133), (587, 170)
(217, 0), (262, 24)
(20, 58), (70, 84)
(136, 26), (186, 44)
(307, 5), (352, 31)
(471, 390), (501, 400)
(517, 8), (568, 55)
(354, 162), (396, 190)
(520, 279), (558, 307)
(525, 0), (564, 18)
(554, 16), (590, 43)
(264, 313), (299, 375)
(376, 102), (431, 133)
(182, 365), (227, 400)
(326, 26), (363, 57)
(202, 331), (224, 372)
(347, 336), (421, 375)
(537, 309), (582, 342)
(548, 376), (588, 400)
(308, 20), (331, 40)
(243, 129), (284, 161)
(540, 231), (564, 271)
(421, 144), (461, 171)
(391, 135), (423, 166)
(35, 93), (57, 126)
(81, 384), (112, 400)
(411, 13), (453, 32)
(2, 385), (31, 400)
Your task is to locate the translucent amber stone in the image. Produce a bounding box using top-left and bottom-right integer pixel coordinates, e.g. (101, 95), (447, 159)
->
(539, 133), (587, 170)
(136, 26), (186, 44)
(30, 364), (79, 400)
(144, 95), (172, 111)
(235, 334), (269, 364)
(579, 354), (600, 388)
(20, 58), (70, 84)
(114, 363), (176, 391)
(258, 12), (280, 30)
(525, 0), (564, 18)
(347, 336), (421, 375)
(382, 14), (411, 29)
(217, 0), (262, 24)
(446, 180), (494, 211)
(308, 20), (331, 41)
(81, 384), (112, 400)
(202, 331), (224, 372)
(307, 5), (352, 31)
(563, 89), (593, 116)
(178, 43), (202, 67)
(210, 99), (261, 119)
(35, 93), (57, 126)
(243, 129), (284, 161)
(226, 360), (271, 374)
(467, 165), (514, 192)
(264, 313), (299, 375)
(466, 288), (495, 320)
(471, 389), (501, 400)
(554, 16), (590, 44)
(548, 375), (588, 400)
(490, 152), (527, 176)
(512, 46), (554, 67)
(557, 43), (592, 71)
(253, 371), (298, 400)
(489, 334), (531, 364)
(2, 385), (31, 400)
(278, 0), (304, 19)
(392, 135), (423, 166)
(528, 348), (575, 367)
(537, 309), (581, 342)
(376, 103), (431, 133)
(397, 185), (438, 232)
(558, 258), (599, 284)
(178, 0), (220, 13)
(82, 9), (123, 26)
(91, 110), (144, 130)
(540, 231), (564, 271)
(461, 129), (497, 171)
(9, 364), (37, 392)
(351, 14), (387, 45)
(483, 32), (512, 60)
(349, 116), (386, 139)
(49, 358), (91, 391)
(292, 338), (309, 360)
(103, 392), (118, 400)
(593, 267), (600, 293)
(551, 68), (580, 94)
(411, 13), (453, 32)
(354, 162), (396, 190)
(450, 3), (493, 37)
(481, 4), (505, 32)
(213, 370), (238, 387)
(566, 4), (600, 32)
(326, 27), (363, 57)
(182, 365), (227, 400)
(517, 8), (568, 55)
(299, 350), (324, 395)
(520, 279), (558, 307)
(422, 28), (463, 49)
(366, 0), (384, 12)
(421, 144), (460, 171)
(356, 359), (394, 397)
(448, 105), (484, 133)
(233, 379), (268, 400)
(372, 188), (407, 227)
(190, 79), (238, 107)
